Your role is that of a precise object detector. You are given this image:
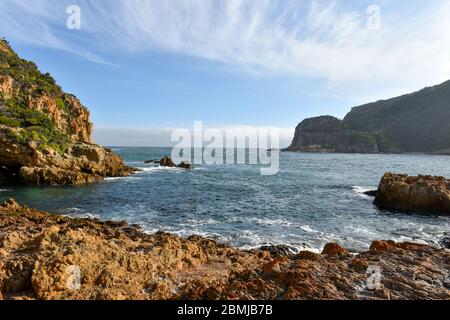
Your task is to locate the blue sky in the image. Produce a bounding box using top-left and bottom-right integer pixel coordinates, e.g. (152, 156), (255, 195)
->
(1, 0), (450, 146)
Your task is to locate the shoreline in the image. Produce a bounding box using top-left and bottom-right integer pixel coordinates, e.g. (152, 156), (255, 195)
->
(0, 199), (448, 300)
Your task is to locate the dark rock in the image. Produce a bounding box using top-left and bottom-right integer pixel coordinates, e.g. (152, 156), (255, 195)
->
(159, 156), (176, 167)
(144, 159), (157, 164)
(364, 190), (378, 197)
(177, 161), (193, 170)
(321, 243), (349, 255)
(286, 80), (450, 154)
(440, 237), (450, 249)
(259, 245), (296, 257)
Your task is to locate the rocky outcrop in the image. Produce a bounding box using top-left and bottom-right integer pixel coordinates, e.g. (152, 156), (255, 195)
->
(374, 173), (450, 214)
(0, 200), (448, 300)
(0, 39), (135, 185)
(159, 156), (176, 168)
(286, 116), (379, 153)
(286, 80), (450, 154)
(177, 161), (193, 170)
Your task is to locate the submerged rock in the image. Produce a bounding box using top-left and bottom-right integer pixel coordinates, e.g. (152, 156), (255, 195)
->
(374, 173), (450, 215)
(144, 159), (157, 164)
(1, 200), (448, 300)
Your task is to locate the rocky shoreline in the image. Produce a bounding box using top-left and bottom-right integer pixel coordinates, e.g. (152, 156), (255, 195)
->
(0, 39), (136, 186)
(0, 199), (448, 300)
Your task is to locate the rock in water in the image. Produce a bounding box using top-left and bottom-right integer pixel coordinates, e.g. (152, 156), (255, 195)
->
(159, 156), (176, 167)
(0, 39), (136, 185)
(364, 190), (378, 197)
(374, 173), (450, 215)
(440, 237), (450, 249)
(177, 161), (193, 170)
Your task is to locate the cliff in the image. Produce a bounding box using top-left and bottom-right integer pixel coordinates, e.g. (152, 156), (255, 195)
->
(0, 39), (135, 185)
(286, 80), (450, 154)
(1, 199), (448, 300)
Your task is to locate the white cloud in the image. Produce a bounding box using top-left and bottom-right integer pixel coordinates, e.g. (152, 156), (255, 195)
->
(1, 0), (450, 99)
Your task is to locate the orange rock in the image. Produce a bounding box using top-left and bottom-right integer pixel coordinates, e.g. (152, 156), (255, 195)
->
(1, 198), (21, 211)
(321, 243), (348, 256)
(369, 240), (396, 252)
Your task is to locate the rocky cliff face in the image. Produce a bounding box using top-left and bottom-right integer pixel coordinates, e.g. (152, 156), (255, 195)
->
(286, 80), (450, 154)
(288, 116), (379, 153)
(0, 39), (135, 185)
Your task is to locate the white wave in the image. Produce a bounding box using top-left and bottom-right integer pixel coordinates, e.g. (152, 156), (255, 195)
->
(138, 166), (185, 173)
(352, 186), (377, 198)
(250, 218), (293, 227)
(299, 225), (318, 233)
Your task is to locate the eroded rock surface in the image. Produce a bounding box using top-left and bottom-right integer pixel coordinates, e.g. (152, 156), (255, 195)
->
(1, 200), (448, 300)
(374, 173), (450, 214)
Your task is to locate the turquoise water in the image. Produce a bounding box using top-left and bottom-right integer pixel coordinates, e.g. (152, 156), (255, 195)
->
(1, 147), (450, 252)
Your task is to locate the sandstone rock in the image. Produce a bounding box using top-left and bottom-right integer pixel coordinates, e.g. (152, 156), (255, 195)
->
(374, 173), (450, 214)
(0, 39), (136, 186)
(369, 240), (397, 252)
(0, 202), (449, 300)
(321, 243), (349, 256)
(1, 198), (21, 211)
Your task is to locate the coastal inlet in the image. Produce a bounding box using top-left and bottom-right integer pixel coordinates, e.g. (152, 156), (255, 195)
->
(1, 148), (450, 253)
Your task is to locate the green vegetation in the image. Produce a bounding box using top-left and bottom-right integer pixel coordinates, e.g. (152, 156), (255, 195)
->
(0, 40), (70, 155)
(55, 97), (67, 111)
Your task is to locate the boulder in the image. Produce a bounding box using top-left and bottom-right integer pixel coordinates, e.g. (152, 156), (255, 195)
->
(374, 173), (450, 214)
(159, 156), (176, 167)
(177, 161), (193, 170)
(321, 243), (348, 256)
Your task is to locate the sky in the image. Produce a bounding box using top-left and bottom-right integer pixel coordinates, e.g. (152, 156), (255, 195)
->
(1, 0), (450, 147)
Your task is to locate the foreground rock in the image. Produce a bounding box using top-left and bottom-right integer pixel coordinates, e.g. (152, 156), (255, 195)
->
(0, 39), (135, 185)
(0, 200), (448, 300)
(374, 173), (450, 215)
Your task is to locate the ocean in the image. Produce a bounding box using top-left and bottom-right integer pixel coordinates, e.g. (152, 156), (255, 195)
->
(1, 147), (449, 253)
